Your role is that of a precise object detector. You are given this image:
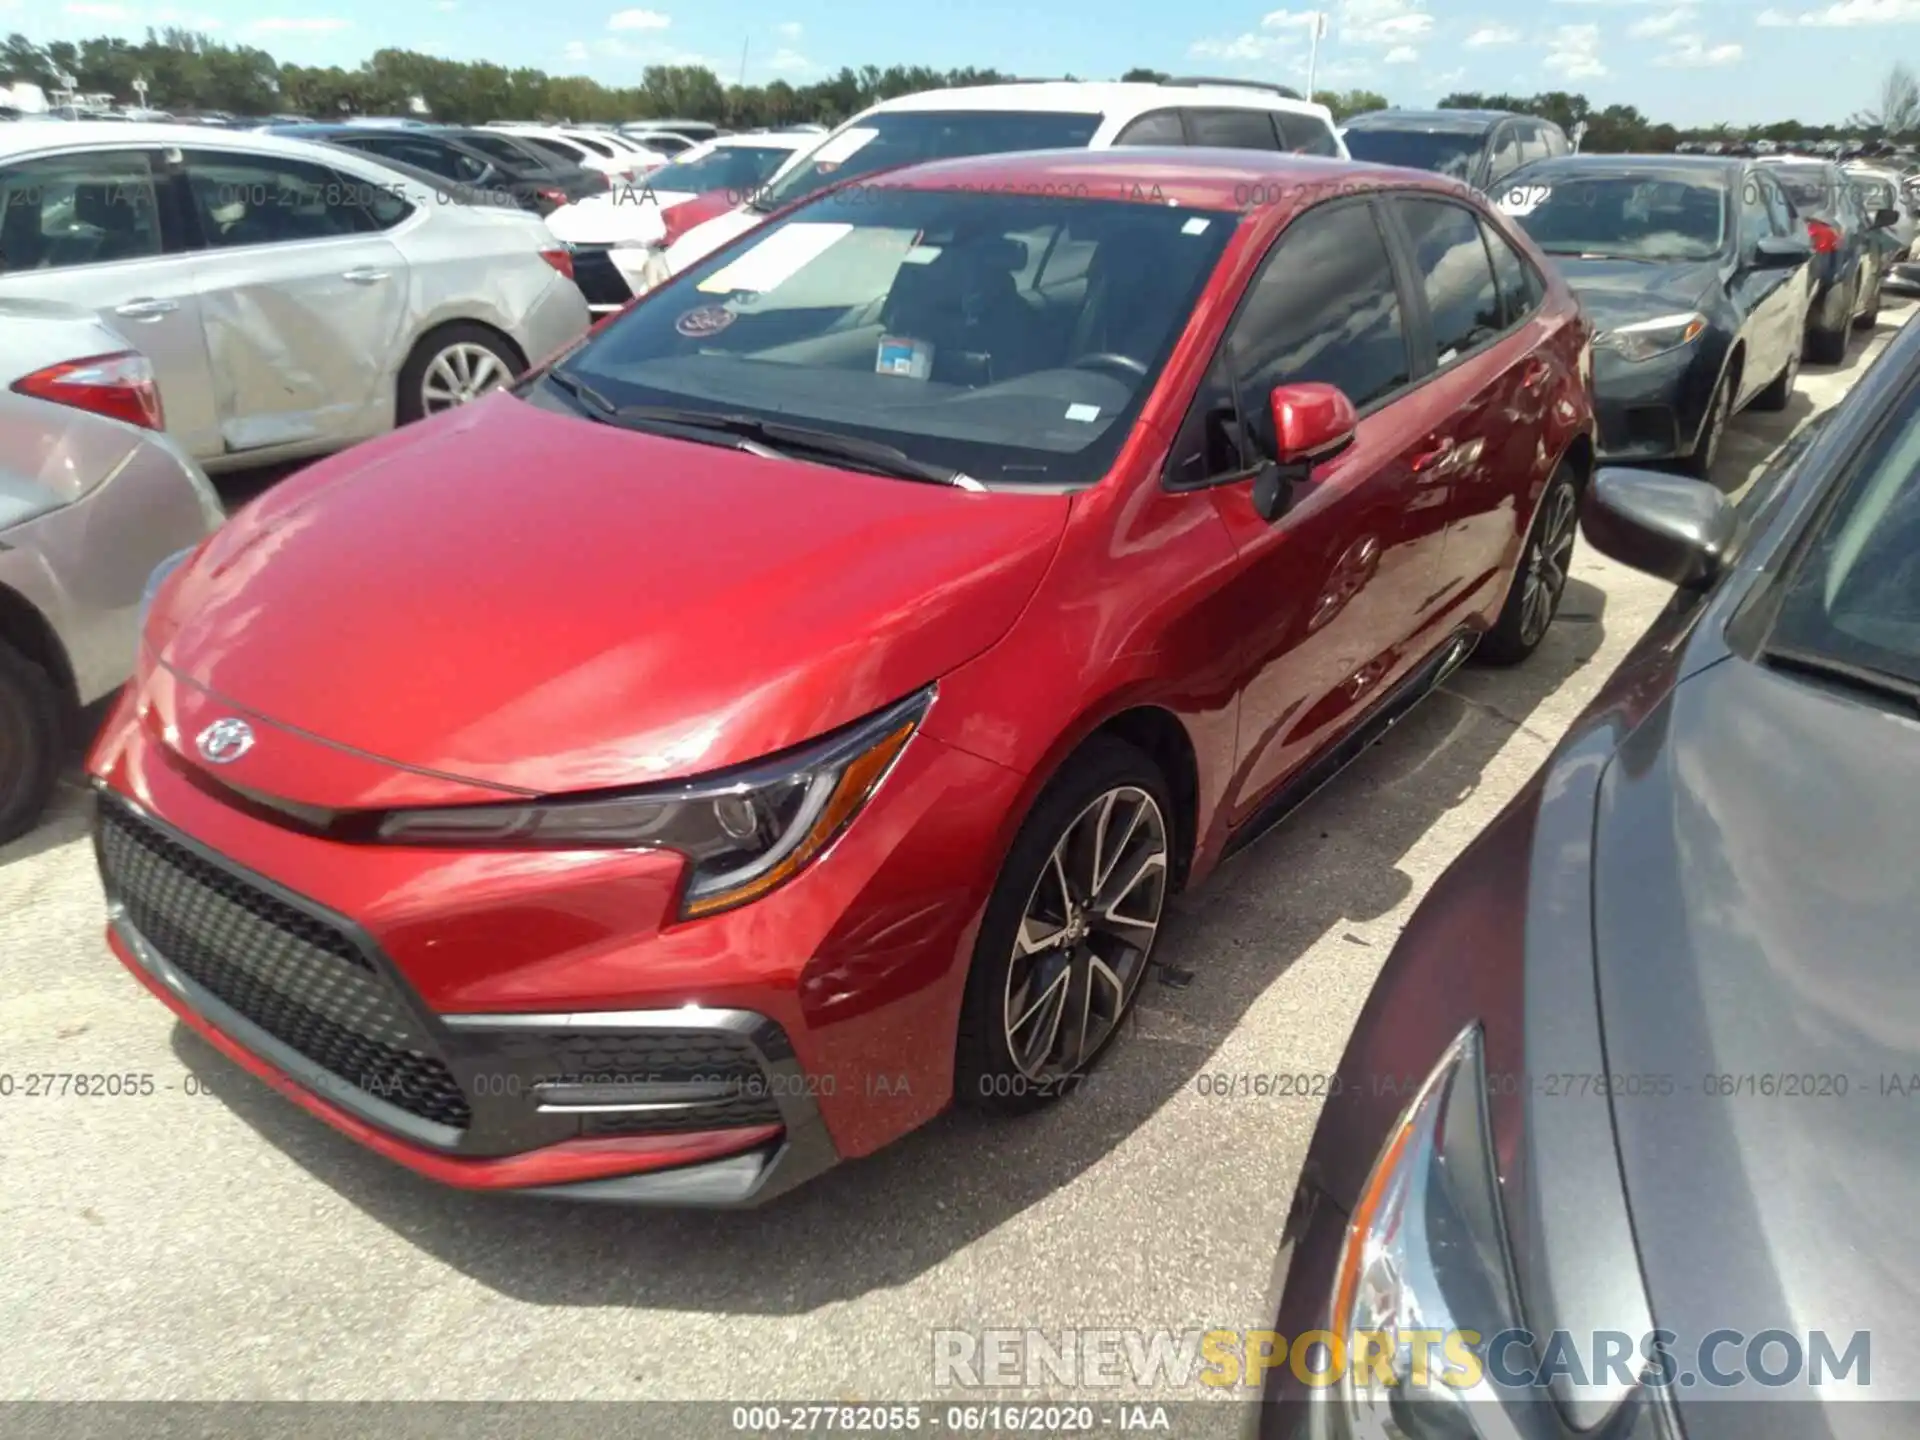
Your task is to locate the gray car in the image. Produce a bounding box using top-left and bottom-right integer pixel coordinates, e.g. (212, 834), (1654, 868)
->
(0, 123), (590, 475)
(0, 301), (223, 842)
(1253, 312), (1920, 1434)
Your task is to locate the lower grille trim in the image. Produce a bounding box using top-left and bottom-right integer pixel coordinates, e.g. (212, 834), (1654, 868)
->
(111, 907), (465, 1151)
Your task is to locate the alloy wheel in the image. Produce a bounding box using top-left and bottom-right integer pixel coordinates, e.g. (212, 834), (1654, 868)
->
(421, 343), (512, 414)
(1519, 480), (1577, 647)
(1003, 786), (1170, 1082)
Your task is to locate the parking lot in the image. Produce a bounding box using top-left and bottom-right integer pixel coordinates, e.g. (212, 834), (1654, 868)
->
(0, 296), (1910, 1407)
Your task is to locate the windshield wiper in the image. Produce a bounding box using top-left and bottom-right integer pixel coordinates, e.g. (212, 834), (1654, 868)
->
(543, 367), (618, 419)
(612, 404), (984, 489)
(1763, 643), (1920, 711)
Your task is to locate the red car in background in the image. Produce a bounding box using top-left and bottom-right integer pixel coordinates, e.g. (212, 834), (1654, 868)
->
(90, 148), (1595, 1206)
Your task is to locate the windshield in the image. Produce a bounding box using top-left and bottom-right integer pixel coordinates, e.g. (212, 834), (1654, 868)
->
(1341, 127), (1485, 181)
(1768, 386), (1920, 687)
(649, 145), (797, 199)
(751, 110), (1103, 212)
(1495, 174), (1727, 260)
(554, 186), (1235, 487)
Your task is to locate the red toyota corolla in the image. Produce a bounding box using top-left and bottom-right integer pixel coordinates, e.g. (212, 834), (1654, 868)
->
(90, 148), (1594, 1205)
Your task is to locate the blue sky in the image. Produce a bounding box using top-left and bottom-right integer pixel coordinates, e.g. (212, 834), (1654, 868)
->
(6, 0), (1915, 127)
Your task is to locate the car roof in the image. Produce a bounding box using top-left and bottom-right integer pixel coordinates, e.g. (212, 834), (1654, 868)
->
(865, 80), (1332, 123)
(688, 132), (811, 152)
(863, 146), (1460, 211)
(1344, 108), (1519, 131)
(0, 120), (388, 160)
(1506, 152), (1743, 181)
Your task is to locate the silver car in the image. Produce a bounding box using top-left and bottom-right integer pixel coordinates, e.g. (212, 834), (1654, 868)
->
(0, 122), (590, 475)
(0, 300), (224, 842)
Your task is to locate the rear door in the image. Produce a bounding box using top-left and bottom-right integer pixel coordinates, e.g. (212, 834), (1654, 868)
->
(1383, 192), (1555, 626)
(0, 145), (223, 460)
(1161, 196), (1438, 822)
(176, 146), (414, 454)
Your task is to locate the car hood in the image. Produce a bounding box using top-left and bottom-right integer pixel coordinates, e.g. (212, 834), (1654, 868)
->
(1590, 653), (1920, 1420)
(665, 206), (758, 272)
(1549, 256), (1720, 330)
(150, 391), (1069, 797)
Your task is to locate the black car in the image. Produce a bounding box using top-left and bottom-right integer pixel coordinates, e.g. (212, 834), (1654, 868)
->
(1494, 155), (1814, 477)
(438, 126), (607, 203)
(1757, 156), (1898, 359)
(1340, 109), (1572, 191)
(1256, 313), (1920, 1439)
(265, 124), (592, 216)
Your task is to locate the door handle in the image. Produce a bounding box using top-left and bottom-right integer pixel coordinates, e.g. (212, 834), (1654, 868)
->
(113, 297), (177, 319)
(1409, 436), (1456, 474)
(341, 267), (390, 283)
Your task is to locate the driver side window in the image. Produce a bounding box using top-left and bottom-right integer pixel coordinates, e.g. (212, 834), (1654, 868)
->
(1165, 199), (1410, 488)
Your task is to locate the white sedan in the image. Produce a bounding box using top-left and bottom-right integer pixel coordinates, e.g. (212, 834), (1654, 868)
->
(0, 123), (591, 474)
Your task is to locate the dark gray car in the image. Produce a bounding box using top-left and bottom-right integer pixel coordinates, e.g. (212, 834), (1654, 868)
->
(1341, 108), (1571, 191)
(1254, 313), (1920, 1435)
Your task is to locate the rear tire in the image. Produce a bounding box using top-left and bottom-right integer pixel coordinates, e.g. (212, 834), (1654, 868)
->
(1477, 464), (1580, 668)
(397, 323), (524, 425)
(0, 641), (64, 846)
(955, 737), (1173, 1117)
(1854, 269), (1882, 331)
(1806, 277), (1854, 364)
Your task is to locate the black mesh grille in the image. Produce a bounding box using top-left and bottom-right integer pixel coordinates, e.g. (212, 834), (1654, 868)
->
(97, 800), (472, 1131)
(568, 245), (633, 307)
(530, 1031), (783, 1134)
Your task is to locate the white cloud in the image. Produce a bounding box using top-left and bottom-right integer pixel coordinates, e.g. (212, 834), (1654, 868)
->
(763, 47), (813, 72)
(435, 0), (456, 10)
(1758, 0), (1920, 22)
(1543, 21), (1606, 75)
(776, 20), (801, 38)
(1629, 8), (1691, 35)
(563, 39), (588, 60)
(1259, 7), (1318, 24)
(607, 7), (669, 28)
(1433, 64), (1468, 83)
(1385, 43), (1419, 60)
(1189, 31), (1296, 61)
(152, 6), (225, 23)
(64, 2), (132, 16)
(1656, 33), (1743, 62)
(1465, 23), (1521, 44)
(1339, 0), (1433, 44)
(246, 15), (351, 30)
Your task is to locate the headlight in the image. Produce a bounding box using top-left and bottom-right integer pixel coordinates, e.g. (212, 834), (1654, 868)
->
(375, 687), (931, 918)
(1328, 1023), (1530, 1431)
(1595, 311), (1708, 362)
(138, 546), (197, 634)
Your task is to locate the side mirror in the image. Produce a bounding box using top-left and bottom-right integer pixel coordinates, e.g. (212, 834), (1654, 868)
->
(1873, 206), (1902, 230)
(1754, 234), (1811, 268)
(1581, 467), (1738, 590)
(1251, 382), (1358, 523)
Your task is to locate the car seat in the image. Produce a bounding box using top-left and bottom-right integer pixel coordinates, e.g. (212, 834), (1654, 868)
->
(880, 235), (1042, 385)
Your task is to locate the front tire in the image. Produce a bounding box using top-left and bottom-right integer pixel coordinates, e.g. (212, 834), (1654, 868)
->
(1477, 463), (1580, 668)
(0, 641), (64, 846)
(397, 324), (523, 425)
(955, 737), (1173, 1117)
(1679, 367), (1734, 482)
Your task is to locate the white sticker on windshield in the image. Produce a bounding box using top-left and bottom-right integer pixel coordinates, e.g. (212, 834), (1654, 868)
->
(1498, 184), (1551, 216)
(1181, 217), (1211, 235)
(808, 127), (879, 166)
(698, 222), (854, 294)
(1065, 403), (1101, 423)
(902, 245), (942, 264)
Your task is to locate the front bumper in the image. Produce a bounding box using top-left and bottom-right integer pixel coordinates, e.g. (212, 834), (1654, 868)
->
(1590, 345), (1716, 464)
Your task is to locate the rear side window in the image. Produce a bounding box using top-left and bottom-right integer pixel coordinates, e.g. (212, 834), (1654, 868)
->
(1481, 220), (1543, 326)
(0, 149), (162, 271)
(1487, 125), (1524, 183)
(1185, 108), (1282, 151)
(1115, 110), (1185, 146)
(1277, 112), (1340, 157)
(1516, 124), (1548, 164)
(1395, 197), (1503, 366)
(1542, 125), (1570, 157)
(1230, 200), (1412, 421)
(182, 150), (411, 246)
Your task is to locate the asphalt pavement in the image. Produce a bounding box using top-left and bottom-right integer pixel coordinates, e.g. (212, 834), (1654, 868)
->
(1, 302), (1911, 1410)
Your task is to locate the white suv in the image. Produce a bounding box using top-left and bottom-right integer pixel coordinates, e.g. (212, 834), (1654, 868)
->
(660, 78), (1345, 282)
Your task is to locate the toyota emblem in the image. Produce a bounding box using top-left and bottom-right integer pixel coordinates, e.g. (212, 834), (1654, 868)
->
(196, 718), (254, 765)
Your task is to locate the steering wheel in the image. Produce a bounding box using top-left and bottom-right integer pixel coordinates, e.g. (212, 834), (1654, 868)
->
(1070, 352), (1149, 381)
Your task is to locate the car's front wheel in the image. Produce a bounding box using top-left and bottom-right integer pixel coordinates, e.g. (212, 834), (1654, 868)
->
(1476, 462), (1579, 667)
(955, 737), (1173, 1116)
(0, 641), (64, 846)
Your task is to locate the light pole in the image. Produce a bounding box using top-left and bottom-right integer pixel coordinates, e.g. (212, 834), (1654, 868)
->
(132, 76), (149, 111)
(1306, 11), (1326, 102)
